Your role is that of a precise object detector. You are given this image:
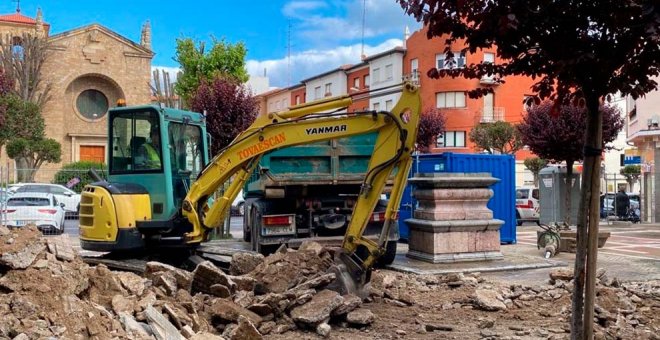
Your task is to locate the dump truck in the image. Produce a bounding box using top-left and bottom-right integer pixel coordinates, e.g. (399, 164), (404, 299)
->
(242, 125), (400, 264)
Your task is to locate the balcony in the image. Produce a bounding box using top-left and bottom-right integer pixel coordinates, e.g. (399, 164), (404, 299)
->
(480, 75), (500, 85)
(402, 71), (420, 86)
(480, 107), (505, 123)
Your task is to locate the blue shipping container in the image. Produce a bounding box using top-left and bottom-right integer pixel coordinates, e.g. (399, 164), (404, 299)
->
(399, 152), (517, 244)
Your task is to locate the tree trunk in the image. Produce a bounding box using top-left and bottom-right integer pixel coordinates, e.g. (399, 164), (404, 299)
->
(564, 160), (574, 224)
(571, 94), (603, 340)
(533, 172), (539, 187)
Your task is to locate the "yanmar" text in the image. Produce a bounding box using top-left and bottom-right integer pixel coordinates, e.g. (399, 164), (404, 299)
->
(305, 124), (347, 135)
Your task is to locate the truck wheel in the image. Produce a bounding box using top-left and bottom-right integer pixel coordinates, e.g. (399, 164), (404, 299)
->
(376, 241), (397, 267)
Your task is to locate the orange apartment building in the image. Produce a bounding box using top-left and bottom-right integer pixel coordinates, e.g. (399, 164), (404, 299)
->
(257, 26), (539, 184)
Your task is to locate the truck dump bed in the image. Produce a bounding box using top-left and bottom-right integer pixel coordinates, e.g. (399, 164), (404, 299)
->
(245, 134), (377, 192)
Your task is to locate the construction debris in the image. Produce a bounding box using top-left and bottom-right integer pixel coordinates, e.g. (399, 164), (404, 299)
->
(0, 226), (658, 339)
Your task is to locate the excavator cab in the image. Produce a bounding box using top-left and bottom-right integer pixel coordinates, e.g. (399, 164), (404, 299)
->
(79, 105), (209, 251)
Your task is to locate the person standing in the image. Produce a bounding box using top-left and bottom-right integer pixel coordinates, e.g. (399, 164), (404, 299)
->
(614, 187), (630, 219)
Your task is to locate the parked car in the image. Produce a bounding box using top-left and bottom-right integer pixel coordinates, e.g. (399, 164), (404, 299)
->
(516, 186), (540, 226)
(14, 183), (81, 213)
(231, 189), (245, 216)
(0, 188), (11, 203)
(3, 192), (66, 234)
(600, 192), (640, 218)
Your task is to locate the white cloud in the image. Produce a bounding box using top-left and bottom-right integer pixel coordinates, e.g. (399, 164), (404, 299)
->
(282, 1), (328, 18)
(246, 39), (403, 88)
(282, 0), (419, 47)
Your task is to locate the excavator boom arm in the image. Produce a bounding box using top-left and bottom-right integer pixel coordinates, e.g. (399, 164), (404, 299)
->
(182, 83), (421, 272)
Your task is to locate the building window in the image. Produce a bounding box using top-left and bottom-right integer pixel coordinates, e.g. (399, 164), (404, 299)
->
(385, 64), (393, 81)
(314, 86), (321, 100)
(411, 58), (419, 78)
(364, 75), (370, 88)
(484, 52), (495, 64)
(324, 83), (332, 97)
(436, 91), (466, 108)
(436, 131), (466, 148)
(295, 95), (300, 105)
(76, 89), (109, 120)
(385, 100), (393, 111)
(373, 68), (380, 83)
(373, 102), (380, 111)
(436, 51), (466, 69)
(353, 77), (360, 89)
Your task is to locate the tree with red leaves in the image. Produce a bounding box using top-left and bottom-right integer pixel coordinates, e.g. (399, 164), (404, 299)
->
(518, 102), (624, 223)
(416, 108), (446, 153)
(397, 1), (659, 336)
(190, 77), (258, 154)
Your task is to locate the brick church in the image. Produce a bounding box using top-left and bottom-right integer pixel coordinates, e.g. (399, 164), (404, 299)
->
(0, 7), (153, 175)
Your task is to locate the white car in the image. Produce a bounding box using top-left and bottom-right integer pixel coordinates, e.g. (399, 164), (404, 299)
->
(13, 183), (81, 213)
(516, 186), (540, 226)
(3, 192), (66, 234)
(231, 189), (245, 216)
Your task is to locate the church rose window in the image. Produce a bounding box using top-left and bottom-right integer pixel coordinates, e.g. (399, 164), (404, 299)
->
(76, 89), (109, 119)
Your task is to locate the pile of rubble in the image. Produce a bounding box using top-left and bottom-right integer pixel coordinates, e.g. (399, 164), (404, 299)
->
(0, 225), (375, 339)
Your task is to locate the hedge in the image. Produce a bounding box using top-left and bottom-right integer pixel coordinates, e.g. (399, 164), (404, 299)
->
(52, 161), (106, 193)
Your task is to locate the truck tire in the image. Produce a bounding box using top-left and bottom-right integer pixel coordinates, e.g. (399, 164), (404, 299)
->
(242, 207), (251, 242)
(376, 241), (397, 267)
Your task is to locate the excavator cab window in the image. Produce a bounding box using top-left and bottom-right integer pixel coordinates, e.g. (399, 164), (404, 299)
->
(169, 122), (205, 208)
(110, 110), (162, 174)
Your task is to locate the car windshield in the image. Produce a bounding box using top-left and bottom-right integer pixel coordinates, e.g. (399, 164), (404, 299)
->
(516, 189), (529, 199)
(7, 197), (50, 206)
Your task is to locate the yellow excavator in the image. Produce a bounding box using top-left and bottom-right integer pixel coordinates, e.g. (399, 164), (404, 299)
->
(79, 82), (421, 288)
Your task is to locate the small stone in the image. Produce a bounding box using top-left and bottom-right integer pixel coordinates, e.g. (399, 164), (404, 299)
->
(33, 259), (49, 269)
(332, 294), (362, 316)
(299, 241), (325, 256)
(258, 321), (276, 335)
(6, 237), (14, 244)
(478, 319), (495, 329)
(549, 268), (574, 281)
(630, 295), (642, 303)
(290, 290), (343, 325)
(346, 308), (375, 326)
(316, 323), (331, 337)
(12, 334), (29, 340)
(474, 289), (507, 311)
(210, 284), (231, 298)
(229, 252), (265, 276)
(190, 332), (224, 340)
(385, 298), (407, 307)
(441, 303), (453, 310)
(0, 225), (10, 236)
(424, 324), (454, 332)
(181, 325), (195, 338)
(396, 329), (407, 336)
(111, 295), (135, 315)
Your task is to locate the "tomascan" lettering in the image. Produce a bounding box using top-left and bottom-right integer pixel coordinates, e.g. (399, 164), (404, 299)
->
(305, 124), (347, 135)
(237, 133), (286, 160)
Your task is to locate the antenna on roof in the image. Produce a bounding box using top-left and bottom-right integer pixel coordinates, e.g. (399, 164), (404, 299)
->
(360, 0), (366, 60)
(12, 0), (21, 13)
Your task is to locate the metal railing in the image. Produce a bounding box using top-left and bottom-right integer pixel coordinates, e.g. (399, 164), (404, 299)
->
(480, 107), (505, 123)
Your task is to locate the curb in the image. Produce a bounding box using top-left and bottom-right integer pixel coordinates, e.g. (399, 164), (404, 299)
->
(386, 259), (567, 275)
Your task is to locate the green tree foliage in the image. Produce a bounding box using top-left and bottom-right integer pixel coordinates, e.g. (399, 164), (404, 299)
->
(397, 2), (658, 335)
(524, 157), (548, 187)
(417, 108), (446, 153)
(53, 161), (106, 193)
(7, 137), (61, 182)
(469, 121), (522, 154)
(620, 164), (641, 191)
(174, 37), (249, 107)
(0, 95), (44, 148)
(190, 77), (258, 154)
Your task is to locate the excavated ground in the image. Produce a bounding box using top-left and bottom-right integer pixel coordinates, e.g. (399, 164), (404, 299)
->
(0, 225), (658, 340)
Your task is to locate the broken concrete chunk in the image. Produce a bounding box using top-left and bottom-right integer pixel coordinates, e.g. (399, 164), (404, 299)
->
(228, 275), (256, 292)
(145, 261), (193, 290)
(189, 332), (225, 340)
(258, 321), (276, 335)
(229, 315), (263, 340)
(0, 241), (46, 269)
(111, 294), (136, 315)
(152, 272), (179, 296)
(191, 261), (236, 295)
(290, 289), (343, 325)
(210, 298), (262, 326)
(119, 312), (152, 339)
(117, 271), (147, 296)
(145, 305), (185, 340)
(291, 273), (336, 291)
(229, 252), (264, 276)
(332, 294), (362, 316)
(210, 284), (231, 298)
(346, 308), (375, 326)
(549, 268), (574, 281)
(298, 241), (324, 256)
(474, 289), (507, 311)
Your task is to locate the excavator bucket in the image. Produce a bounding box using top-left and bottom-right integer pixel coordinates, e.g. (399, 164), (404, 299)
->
(325, 250), (371, 297)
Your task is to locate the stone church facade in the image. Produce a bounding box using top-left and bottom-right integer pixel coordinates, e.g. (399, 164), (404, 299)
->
(0, 8), (153, 178)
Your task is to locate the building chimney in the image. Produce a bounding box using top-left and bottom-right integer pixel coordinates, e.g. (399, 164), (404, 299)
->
(140, 20), (152, 50)
(403, 25), (410, 48)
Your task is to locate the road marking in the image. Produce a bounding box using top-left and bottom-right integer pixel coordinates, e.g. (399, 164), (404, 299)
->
(598, 251), (660, 261)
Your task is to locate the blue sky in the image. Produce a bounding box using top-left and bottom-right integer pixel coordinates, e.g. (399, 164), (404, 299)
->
(2, 1), (420, 88)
